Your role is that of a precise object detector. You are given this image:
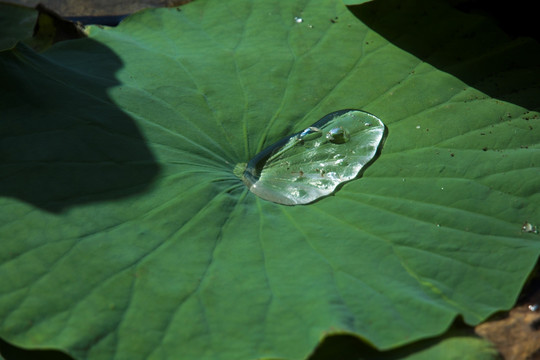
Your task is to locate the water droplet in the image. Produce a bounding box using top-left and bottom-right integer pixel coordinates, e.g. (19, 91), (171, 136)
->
(299, 126), (322, 142)
(294, 16), (303, 23)
(241, 109), (386, 205)
(522, 221), (539, 234)
(326, 127), (350, 144)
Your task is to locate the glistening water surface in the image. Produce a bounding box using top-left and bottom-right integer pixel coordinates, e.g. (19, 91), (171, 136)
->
(241, 109), (386, 205)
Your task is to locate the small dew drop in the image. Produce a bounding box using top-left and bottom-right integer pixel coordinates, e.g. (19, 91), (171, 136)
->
(294, 16), (303, 23)
(522, 221), (539, 234)
(326, 127), (350, 144)
(416, 125), (421, 129)
(300, 126), (322, 141)
(529, 304), (539, 312)
(364, 122), (371, 127)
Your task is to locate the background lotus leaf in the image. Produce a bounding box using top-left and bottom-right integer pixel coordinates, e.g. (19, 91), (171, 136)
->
(0, 3), (36, 49)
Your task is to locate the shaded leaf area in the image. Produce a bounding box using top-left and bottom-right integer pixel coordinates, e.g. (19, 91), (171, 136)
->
(349, 0), (540, 111)
(310, 324), (499, 360)
(0, 40), (160, 212)
(0, 1), (539, 360)
(0, 337), (73, 360)
(448, 0), (540, 43)
(0, 3), (36, 49)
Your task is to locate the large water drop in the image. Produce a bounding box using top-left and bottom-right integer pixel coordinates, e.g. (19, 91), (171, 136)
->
(242, 109), (385, 205)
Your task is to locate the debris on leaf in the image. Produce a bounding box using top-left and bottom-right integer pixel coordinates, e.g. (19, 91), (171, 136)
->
(522, 221), (539, 234)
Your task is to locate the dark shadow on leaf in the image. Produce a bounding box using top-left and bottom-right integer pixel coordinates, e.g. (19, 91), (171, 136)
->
(0, 40), (160, 213)
(0, 337), (74, 360)
(348, 0), (540, 111)
(308, 318), (500, 360)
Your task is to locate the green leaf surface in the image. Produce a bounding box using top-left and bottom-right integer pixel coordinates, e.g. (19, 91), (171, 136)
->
(1, 0), (539, 359)
(341, 0), (373, 5)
